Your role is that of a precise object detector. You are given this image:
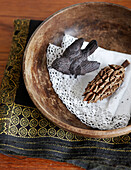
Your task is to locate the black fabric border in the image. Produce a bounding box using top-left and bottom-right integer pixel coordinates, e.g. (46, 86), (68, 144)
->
(0, 134), (130, 168)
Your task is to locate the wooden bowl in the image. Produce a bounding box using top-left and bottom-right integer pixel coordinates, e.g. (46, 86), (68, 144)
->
(23, 2), (131, 138)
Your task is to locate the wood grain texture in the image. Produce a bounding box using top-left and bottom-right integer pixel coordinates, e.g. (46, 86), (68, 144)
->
(0, 0), (130, 169)
(0, 154), (84, 170)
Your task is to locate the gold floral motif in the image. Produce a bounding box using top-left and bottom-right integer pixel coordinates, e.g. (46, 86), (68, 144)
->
(121, 135), (130, 143)
(29, 119), (38, 127)
(19, 127), (27, 137)
(12, 105), (22, 116)
(22, 108), (31, 118)
(20, 117), (29, 127)
(112, 136), (121, 144)
(48, 128), (56, 137)
(38, 128), (47, 137)
(9, 125), (18, 135)
(39, 118), (48, 128)
(31, 109), (40, 119)
(11, 115), (19, 125)
(66, 131), (74, 141)
(57, 129), (65, 139)
(28, 127), (37, 137)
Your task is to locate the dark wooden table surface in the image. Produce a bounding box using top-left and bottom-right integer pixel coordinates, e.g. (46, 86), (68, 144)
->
(0, 0), (130, 169)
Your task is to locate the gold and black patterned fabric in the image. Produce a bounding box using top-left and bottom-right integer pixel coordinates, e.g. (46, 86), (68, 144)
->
(0, 19), (131, 170)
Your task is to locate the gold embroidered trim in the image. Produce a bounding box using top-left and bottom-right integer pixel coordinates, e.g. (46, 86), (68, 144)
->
(0, 19), (30, 104)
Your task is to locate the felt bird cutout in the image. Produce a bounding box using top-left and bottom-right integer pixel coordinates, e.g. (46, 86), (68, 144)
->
(51, 38), (100, 77)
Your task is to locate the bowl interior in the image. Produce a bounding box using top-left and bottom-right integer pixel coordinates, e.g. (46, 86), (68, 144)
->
(23, 2), (131, 138)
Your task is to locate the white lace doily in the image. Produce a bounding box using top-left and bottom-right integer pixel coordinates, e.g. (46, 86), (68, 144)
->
(46, 34), (131, 130)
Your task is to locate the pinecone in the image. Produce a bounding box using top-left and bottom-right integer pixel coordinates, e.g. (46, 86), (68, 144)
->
(83, 60), (130, 103)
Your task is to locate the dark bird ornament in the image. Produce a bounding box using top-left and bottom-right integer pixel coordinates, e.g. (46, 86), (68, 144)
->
(51, 38), (100, 78)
